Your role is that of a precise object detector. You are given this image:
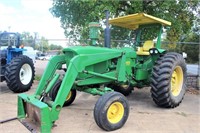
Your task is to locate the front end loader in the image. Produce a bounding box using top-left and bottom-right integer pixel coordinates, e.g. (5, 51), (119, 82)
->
(17, 13), (187, 132)
(18, 46), (132, 132)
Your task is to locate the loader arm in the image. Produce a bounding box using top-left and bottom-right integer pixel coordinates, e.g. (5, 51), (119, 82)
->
(52, 51), (123, 120)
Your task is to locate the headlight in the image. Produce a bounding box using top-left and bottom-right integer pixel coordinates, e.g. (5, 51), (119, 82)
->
(150, 50), (154, 54)
(149, 49), (159, 54)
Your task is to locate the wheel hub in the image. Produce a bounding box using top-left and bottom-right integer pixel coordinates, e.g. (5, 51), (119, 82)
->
(66, 91), (72, 101)
(107, 102), (124, 124)
(19, 64), (32, 85)
(121, 84), (129, 89)
(20, 69), (24, 77)
(171, 66), (183, 96)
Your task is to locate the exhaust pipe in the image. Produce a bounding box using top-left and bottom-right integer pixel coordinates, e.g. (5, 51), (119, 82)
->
(104, 10), (111, 48)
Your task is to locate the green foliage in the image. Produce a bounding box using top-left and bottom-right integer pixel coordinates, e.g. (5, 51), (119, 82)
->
(50, 44), (63, 50)
(162, 32), (199, 63)
(192, 16), (200, 35)
(37, 37), (50, 52)
(21, 32), (35, 48)
(50, 0), (199, 46)
(180, 33), (199, 63)
(20, 32), (63, 52)
(35, 74), (42, 81)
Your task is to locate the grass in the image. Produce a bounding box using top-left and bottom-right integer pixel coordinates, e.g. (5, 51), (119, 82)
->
(35, 75), (42, 81)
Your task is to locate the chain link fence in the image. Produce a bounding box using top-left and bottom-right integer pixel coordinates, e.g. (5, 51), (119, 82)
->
(40, 39), (200, 90)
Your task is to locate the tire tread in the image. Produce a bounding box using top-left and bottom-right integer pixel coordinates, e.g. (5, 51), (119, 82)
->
(150, 52), (187, 108)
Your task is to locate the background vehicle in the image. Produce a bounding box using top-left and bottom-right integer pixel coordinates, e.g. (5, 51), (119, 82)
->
(23, 46), (37, 63)
(37, 55), (53, 60)
(0, 32), (35, 93)
(18, 13), (186, 132)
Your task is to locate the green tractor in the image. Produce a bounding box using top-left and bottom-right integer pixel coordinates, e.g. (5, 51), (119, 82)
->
(17, 13), (187, 132)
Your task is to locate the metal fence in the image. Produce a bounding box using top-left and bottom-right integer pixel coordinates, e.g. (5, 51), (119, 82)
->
(2, 38), (199, 89)
(33, 39), (200, 90)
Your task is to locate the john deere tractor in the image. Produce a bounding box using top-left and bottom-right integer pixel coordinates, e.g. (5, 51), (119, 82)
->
(0, 32), (35, 93)
(17, 13), (186, 132)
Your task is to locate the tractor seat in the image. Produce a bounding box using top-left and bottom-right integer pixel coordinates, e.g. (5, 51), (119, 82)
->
(136, 40), (154, 55)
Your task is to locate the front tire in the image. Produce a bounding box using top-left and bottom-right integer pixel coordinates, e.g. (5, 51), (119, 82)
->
(5, 55), (35, 93)
(94, 92), (129, 131)
(49, 80), (76, 106)
(150, 52), (187, 108)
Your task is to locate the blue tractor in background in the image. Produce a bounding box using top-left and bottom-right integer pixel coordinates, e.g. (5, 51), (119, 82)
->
(0, 32), (35, 93)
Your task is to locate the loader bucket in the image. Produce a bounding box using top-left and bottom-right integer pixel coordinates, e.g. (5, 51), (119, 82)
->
(18, 93), (52, 133)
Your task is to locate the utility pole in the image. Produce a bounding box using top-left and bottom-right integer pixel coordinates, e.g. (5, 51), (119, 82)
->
(34, 32), (38, 49)
(8, 26), (11, 32)
(198, 38), (200, 90)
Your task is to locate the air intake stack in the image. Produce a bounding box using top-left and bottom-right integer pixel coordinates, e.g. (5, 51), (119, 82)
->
(89, 22), (100, 46)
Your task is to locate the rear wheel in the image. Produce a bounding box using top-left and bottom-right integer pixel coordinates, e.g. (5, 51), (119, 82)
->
(150, 52), (187, 108)
(94, 92), (129, 131)
(49, 80), (76, 106)
(5, 55), (35, 93)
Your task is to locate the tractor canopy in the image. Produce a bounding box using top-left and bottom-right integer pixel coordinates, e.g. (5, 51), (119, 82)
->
(109, 13), (171, 49)
(109, 13), (171, 29)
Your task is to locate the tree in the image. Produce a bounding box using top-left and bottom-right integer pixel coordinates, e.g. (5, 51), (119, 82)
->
(192, 17), (200, 36)
(50, 0), (199, 47)
(36, 37), (49, 52)
(180, 33), (199, 63)
(21, 32), (35, 48)
(50, 44), (63, 50)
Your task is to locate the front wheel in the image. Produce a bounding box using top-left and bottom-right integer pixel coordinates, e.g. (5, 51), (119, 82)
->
(94, 92), (129, 131)
(49, 80), (76, 106)
(150, 52), (187, 108)
(5, 55), (35, 93)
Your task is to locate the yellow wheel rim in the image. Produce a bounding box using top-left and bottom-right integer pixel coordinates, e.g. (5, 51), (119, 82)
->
(171, 66), (183, 96)
(121, 84), (128, 89)
(107, 102), (124, 124)
(66, 91), (72, 101)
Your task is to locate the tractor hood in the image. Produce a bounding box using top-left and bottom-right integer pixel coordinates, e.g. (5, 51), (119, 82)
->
(63, 46), (123, 55)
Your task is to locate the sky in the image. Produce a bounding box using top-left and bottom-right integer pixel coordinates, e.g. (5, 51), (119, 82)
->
(0, 0), (67, 46)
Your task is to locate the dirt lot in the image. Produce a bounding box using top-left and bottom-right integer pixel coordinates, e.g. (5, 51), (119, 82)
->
(0, 60), (200, 133)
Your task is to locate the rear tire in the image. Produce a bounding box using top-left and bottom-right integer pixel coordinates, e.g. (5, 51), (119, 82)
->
(150, 52), (187, 108)
(5, 55), (35, 93)
(94, 92), (129, 131)
(49, 80), (76, 106)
